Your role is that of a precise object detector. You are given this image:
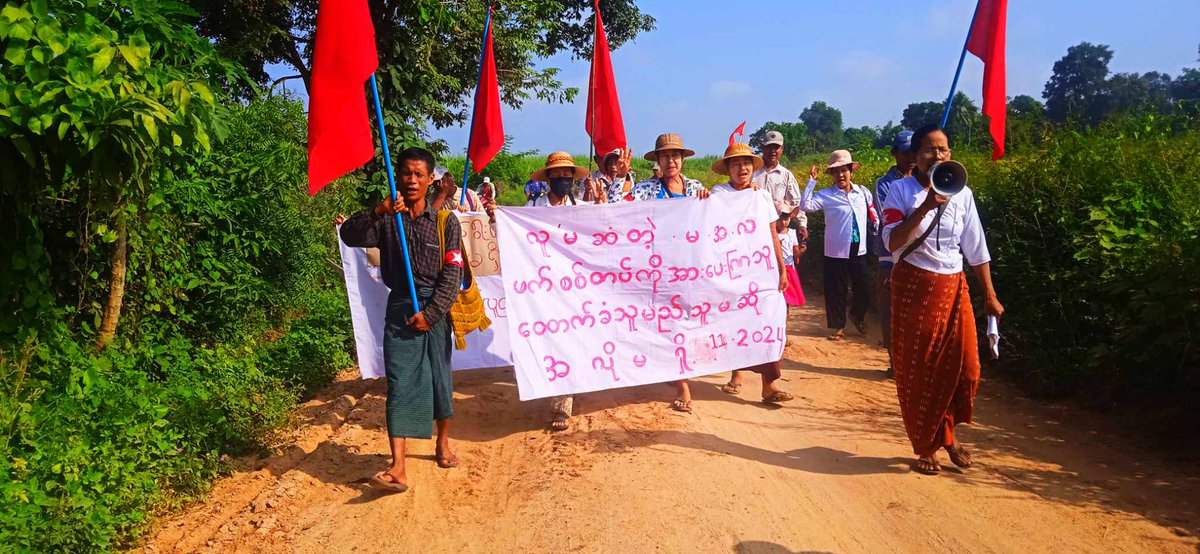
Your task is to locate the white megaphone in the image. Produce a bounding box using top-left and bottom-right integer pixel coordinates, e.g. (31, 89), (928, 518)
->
(929, 160), (968, 197)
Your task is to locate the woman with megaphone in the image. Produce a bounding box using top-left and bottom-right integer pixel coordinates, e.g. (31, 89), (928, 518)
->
(880, 124), (1004, 476)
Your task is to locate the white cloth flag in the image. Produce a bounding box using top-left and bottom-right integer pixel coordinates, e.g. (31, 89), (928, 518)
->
(337, 219), (512, 379)
(496, 192), (786, 400)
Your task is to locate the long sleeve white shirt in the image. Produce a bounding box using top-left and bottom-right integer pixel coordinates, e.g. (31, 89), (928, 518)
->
(800, 179), (876, 258)
(880, 176), (991, 274)
(751, 165), (807, 228)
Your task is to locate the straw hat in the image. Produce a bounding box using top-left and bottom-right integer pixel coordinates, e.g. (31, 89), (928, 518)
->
(825, 149), (861, 172)
(643, 132), (696, 161)
(530, 151), (589, 181)
(710, 142), (764, 175)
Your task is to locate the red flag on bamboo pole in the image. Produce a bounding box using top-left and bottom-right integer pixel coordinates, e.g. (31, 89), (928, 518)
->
(307, 0), (379, 194)
(585, 0), (626, 153)
(467, 8), (504, 170)
(966, 0), (1008, 160)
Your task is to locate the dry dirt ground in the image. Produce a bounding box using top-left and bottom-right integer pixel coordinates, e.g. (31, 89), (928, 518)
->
(143, 300), (1200, 554)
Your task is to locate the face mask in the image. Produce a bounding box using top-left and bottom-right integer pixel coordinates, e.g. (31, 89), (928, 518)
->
(549, 176), (573, 197)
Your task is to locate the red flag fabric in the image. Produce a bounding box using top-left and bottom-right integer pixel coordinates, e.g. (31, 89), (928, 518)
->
(728, 120), (746, 145)
(585, 1), (626, 153)
(307, 0), (379, 194)
(966, 0), (1008, 160)
(467, 12), (504, 171)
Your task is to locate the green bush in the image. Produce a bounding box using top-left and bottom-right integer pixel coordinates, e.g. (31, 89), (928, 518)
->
(979, 115), (1200, 427)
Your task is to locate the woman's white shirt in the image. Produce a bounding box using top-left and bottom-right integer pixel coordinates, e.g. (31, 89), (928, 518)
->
(880, 176), (990, 274)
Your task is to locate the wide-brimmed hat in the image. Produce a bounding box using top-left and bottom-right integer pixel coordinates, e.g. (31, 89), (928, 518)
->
(643, 132), (696, 161)
(825, 149), (861, 172)
(530, 151), (589, 181)
(710, 142), (764, 175)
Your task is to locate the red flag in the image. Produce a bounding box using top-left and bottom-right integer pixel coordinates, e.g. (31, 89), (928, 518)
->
(467, 10), (504, 171)
(967, 0), (1007, 160)
(306, 0), (379, 194)
(728, 120), (746, 145)
(585, 0), (626, 153)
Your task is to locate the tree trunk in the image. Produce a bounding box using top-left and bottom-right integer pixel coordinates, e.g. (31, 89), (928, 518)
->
(95, 218), (127, 351)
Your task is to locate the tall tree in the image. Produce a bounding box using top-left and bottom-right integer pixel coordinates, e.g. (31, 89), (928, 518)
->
(187, 0), (655, 152)
(901, 101), (943, 129)
(1006, 94), (1046, 152)
(799, 101), (843, 153)
(748, 121), (810, 158)
(842, 126), (879, 151)
(1171, 44), (1200, 115)
(1107, 71), (1174, 115)
(1043, 42), (1113, 124)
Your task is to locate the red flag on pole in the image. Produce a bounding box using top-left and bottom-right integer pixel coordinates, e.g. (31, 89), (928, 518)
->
(728, 120), (746, 145)
(585, 0), (626, 153)
(306, 0), (379, 194)
(467, 10), (504, 171)
(966, 0), (1008, 160)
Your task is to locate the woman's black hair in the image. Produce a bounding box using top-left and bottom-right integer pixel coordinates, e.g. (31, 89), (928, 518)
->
(397, 146), (436, 174)
(910, 123), (946, 153)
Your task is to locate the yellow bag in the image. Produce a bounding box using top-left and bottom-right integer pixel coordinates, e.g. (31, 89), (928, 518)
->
(436, 209), (492, 350)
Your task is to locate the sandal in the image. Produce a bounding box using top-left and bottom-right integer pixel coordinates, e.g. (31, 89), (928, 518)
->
(761, 390), (795, 404)
(827, 330), (844, 341)
(549, 415), (570, 432)
(720, 382), (742, 395)
(369, 472), (409, 493)
(435, 446), (460, 469)
(670, 397), (692, 413)
(945, 444), (973, 469)
(853, 319), (867, 335)
(912, 458), (942, 475)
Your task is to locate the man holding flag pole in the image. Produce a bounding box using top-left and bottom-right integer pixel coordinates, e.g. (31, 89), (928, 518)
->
(308, 0), (465, 493)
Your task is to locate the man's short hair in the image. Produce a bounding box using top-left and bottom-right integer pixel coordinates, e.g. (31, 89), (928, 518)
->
(397, 147), (436, 174)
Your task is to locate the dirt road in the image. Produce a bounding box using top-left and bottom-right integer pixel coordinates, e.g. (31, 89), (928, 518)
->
(144, 301), (1200, 553)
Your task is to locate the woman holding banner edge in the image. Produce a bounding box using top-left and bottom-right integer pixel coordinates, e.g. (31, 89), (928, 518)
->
(882, 124), (1003, 475)
(632, 133), (709, 413)
(708, 142), (795, 405)
(526, 151), (598, 431)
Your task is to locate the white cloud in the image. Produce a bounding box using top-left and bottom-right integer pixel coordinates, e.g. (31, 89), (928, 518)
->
(708, 80), (753, 100)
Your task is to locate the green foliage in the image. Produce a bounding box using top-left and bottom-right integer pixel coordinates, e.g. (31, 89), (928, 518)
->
(800, 100), (844, 152)
(1043, 42), (1115, 124)
(0, 7), (353, 545)
(748, 121), (810, 160)
(185, 0), (655, 150)
(977, 115), (1199, 432)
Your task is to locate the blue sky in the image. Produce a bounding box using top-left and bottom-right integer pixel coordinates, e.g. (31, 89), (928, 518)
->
(272, 0), (1200, 156)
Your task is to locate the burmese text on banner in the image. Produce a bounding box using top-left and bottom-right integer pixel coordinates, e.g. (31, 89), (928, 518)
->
(495, 192), (786, 401)
(337, 219), (511, 378)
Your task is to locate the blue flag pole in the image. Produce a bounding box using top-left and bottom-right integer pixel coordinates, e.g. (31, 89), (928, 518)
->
(940, 0), (984, 128)
(368, 75), (422, 312)
(461, 5), (495, 208)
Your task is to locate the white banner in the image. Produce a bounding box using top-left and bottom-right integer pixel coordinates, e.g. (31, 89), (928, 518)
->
(495, 192), (786, 401)
(338, 219), (512, 379)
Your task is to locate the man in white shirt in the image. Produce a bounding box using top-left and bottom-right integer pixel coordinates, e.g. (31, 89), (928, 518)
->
(752, 131), (808, 277)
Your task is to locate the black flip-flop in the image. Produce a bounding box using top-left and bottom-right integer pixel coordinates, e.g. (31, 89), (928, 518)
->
(370, 472), (409, 493)
(912, 459), (942, 475)
(946, 445), (973, 469)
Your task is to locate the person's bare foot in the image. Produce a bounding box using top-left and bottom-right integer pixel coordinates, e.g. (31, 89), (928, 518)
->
(827, 328), (845, 341)
(435, 442), (459, 468)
